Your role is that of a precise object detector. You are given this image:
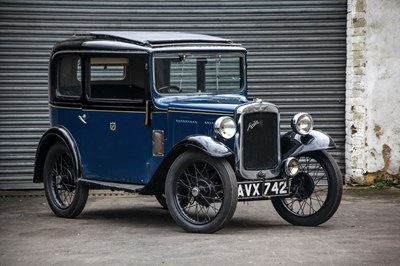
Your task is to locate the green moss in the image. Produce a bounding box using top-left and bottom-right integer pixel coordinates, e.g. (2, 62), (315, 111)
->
(373, 175), (393, 189)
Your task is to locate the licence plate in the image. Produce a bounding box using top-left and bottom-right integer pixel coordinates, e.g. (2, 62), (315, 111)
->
(237, 179), (290, 200)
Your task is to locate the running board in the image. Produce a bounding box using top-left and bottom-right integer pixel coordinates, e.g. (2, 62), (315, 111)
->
(79, 178), (145, 193)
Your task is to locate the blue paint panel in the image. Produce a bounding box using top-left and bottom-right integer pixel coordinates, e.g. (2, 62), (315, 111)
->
(167, 111), (235, 151)
(50, 100), (239, 186)
(50, 106), (84, 150)
(50, 106), (153, 184)
(146, 112), (168, 177)
(153, 94), (247, 111)
(81, 109), (151, 184)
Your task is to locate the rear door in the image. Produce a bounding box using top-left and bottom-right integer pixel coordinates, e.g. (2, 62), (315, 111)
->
(79, 54), (152, 184)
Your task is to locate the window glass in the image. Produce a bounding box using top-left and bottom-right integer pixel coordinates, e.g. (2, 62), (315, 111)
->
(57, 55), (81, 98)
(154, 54), (244, 94)
(88, 56), (146, 100)
(90, 57), (126, 81)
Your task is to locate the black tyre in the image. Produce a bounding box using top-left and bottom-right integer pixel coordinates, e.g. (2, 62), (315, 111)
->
(272, 150), (342, 226)
(155, 194), (168, 210)
(165, 151), (238, 233)
(43, 142), (88, 218)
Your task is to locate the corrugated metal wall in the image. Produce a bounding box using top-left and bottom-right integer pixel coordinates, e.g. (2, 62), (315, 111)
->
(0, 0), (347, 189)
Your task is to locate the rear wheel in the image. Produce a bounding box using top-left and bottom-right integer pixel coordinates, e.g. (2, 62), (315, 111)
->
(165, 151), (237, 233)
(272, 150), (342, 226)
(43, 142), (88, 218)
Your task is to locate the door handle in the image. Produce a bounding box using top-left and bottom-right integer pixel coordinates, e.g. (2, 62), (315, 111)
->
(78, 114), (87, 124)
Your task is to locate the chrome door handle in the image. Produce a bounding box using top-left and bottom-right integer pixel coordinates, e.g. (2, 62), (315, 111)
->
(78, 114), (87, 124)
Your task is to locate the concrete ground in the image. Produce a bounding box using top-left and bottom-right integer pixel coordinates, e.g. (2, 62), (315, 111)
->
(0, 188), (399, 266)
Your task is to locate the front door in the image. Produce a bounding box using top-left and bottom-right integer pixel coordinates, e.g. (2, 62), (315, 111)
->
(80, 54), (151, 184)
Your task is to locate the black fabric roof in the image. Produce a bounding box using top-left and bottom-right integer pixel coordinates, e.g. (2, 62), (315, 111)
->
(86, 31), (233, 47)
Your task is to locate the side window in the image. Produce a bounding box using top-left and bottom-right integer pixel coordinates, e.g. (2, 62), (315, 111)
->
(57, 55), (81, 98)
(88, 56), (146, 101)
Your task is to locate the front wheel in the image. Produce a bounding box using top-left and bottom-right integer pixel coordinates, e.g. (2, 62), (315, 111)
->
(43, 142), (88, 218)
(272, 150), (342, 226)
(165, 151), (238, 233)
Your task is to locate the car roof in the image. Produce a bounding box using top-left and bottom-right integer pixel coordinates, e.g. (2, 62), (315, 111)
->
(86, 31), (233, 47)
(51, 31), (245, 56)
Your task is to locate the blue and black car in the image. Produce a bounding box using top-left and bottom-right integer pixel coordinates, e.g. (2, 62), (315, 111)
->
(34, 31), (342, 233)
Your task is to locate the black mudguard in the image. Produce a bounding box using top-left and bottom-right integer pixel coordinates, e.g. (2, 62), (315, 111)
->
(33, 126), (81, 183)
(142, 135), (232, 194)
(182, 135), (233, 157)
(281, 130), (336, 160)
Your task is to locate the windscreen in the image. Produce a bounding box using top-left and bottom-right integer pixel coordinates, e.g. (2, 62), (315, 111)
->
(154, 54), (245, 94)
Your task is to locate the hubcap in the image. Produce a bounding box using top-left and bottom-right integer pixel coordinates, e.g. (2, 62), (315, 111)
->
(291, 172), (315, 200)
(195, 179), (214, 207)
(191, 187), (200, 197)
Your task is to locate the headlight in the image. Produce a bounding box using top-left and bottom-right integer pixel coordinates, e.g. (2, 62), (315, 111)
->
(214, 116), (236, 139)
(284, 157), (299, 177)
(291, 113), (313, 135)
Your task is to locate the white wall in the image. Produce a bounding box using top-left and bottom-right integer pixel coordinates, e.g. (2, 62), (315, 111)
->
(346, 0), (400, 183)
(365, 0), (400, 177)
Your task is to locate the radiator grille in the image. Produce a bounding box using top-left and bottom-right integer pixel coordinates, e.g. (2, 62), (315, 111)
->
(242, 112), (278, 170)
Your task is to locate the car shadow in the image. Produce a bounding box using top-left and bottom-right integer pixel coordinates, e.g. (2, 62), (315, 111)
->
(70, 204), (295, 233)
(78, 205), (176, 227)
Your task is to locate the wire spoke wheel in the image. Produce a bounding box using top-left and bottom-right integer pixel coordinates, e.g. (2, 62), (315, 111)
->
(166, 151), (237, 233)
(50, 153), (77, 209)
(44, 142), (88, 218)
(176, 161), (223, 225)
(282, 156), (328, 216)
(272, 150), (342, 226)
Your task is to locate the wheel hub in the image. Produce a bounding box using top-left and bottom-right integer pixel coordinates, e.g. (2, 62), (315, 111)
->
(56, 174), (74, 191)
(191, 187), (200, 197)
(56, 175), (62, 183)
(291, 172), (315, 200)
(193, 179), (214, 207)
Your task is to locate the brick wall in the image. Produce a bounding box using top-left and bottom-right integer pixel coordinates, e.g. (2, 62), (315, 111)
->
(346, 0), (367, 183)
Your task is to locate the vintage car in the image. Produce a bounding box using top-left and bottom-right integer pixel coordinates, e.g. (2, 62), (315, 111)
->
(34, 31), (342, 233)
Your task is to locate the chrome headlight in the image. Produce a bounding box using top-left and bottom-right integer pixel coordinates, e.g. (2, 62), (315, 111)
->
(214, 116), (236, 139)
(291, 113), (313, 135)
(284, 157), (299, 177)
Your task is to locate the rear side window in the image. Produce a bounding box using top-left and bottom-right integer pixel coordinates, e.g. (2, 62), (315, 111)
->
(90, 57), (126, 81)
(88, 56), (146, 101)
(57, 55), (81, 98)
